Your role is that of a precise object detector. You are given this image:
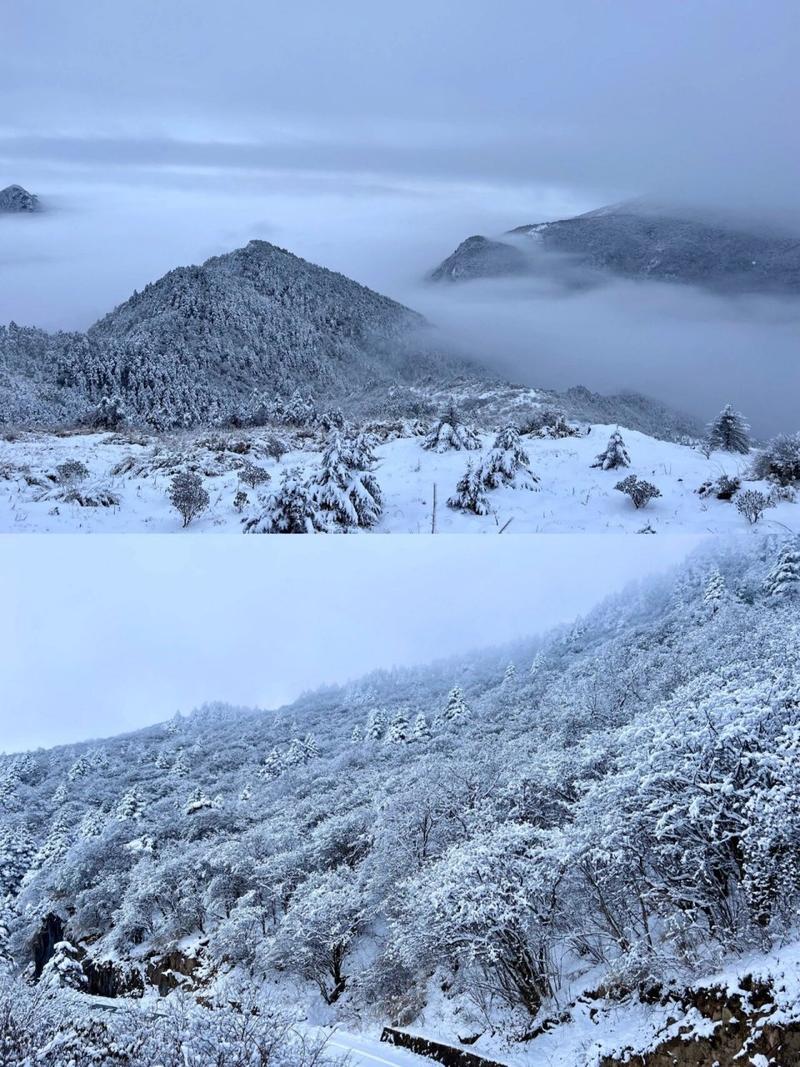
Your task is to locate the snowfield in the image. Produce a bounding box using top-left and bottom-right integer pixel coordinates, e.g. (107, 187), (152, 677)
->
(0, 423), (796, 534)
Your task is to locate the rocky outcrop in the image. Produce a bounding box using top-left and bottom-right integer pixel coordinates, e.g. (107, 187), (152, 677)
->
(381, 1027), (508, 1066)
(0, 185), (39, 212)
(600, 977), (800, 1067)
(145, 948), (203, 996)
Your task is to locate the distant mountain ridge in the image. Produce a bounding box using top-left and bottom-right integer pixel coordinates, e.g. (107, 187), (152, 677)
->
(430, 200), (800, 294)
(0, 185), (39, 213)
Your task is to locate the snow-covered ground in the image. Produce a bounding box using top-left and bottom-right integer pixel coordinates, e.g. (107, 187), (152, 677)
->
(0, 424), (796, 534)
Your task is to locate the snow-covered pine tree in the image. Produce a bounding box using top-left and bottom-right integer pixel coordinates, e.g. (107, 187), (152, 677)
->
(765, 539), (800, 599)
(239, 784), (252, 803)
(154, 749), (171, 770)
(591, 430), (630, 470)
(244, 467), (324, 534)
(116, 788), (143, 821)
(480, 426), (539, 490)
(411, 712), (431, 744)
(79, 809), (107, 838)
(442, 686), (471, 725)
(28, 815), (72, 875)
(302, 734), (319, 760)
(185, 788), (214, 815)
(67, 752), (92, 781)
(351, 725), (364, 744)
(0, 828), (34, 896)
(313, 431), (383, 529)
(502, 662), (517, 687)
(386, 710), (409, 744)
(366, 709), (386, 742)
(706, 404), (751, 454)
(703, 569), (726, 612)
(258, 747), (284, 781)
(422, 403), (481, 453)
(284, 737), (309, 768)
(447, 461), (491, 515)
(39, 940), (87, 991)
(172, 751), (191, 778)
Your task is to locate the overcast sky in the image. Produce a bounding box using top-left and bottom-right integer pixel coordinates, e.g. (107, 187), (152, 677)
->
(0, 535), (704, 753)
(2, 2), (799, 434)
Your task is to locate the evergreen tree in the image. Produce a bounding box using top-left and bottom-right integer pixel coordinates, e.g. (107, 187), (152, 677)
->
(284, 737), (309, 768)
(313, 431), (383, 529)
(706, 404), (751, 454)
(366, 709), (386, 742)
(592, 430), (630, 470)
(302, 734), (319, 760)
(765, 539), (800, 599)
(481, 426), (539, 490)
(502, 662), (517, 687)
(386, 710), (409, 744)
(39, 941), (87, 991)
(447, 461), (491, 515)
(703, 569), (726, 612)
(0, 828), (34, 896)
(411, 712), (431, 744)
(258, 747), (284, 781)
(116, 789), (143, 821)
(172, 751), (191, 779)
(351, 725), (364, 744)
(422, 403), (481, 453)
(243, 467), (324, 534)
(79, 809), (107, 838)
(185, 789), (214, 815)
(443, 686), (470, 725)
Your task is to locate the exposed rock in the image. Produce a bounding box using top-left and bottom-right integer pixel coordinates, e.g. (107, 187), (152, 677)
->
(0, 185), (40, 213)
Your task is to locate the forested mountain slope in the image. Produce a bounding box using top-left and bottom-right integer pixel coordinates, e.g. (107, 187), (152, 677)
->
(0, 240), (470, 430)
(430, 201), (800, 294)
(2, 537), (800, 1064)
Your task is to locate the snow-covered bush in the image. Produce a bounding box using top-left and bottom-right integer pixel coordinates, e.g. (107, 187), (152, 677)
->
(422, 404), (481, 453)
(243, 467), (323, 533)
(751, 432), (800, 485)
(55, 459), (89, 485)
(238, 462), (270, 490)
(168, 471), (209, 527)
(0, 976), (342, 1067)
(615, 474), (661, 509)
(447, 461), (491, 515)
(697, 473), (740, 500)
(592, 430), (630, 470)
(736, 488), (771, 524)
(520, 407), (579, 439)
(706, 403), (751, 454)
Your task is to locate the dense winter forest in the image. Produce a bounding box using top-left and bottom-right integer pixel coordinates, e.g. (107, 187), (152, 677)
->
(2, 535), (800, 1064)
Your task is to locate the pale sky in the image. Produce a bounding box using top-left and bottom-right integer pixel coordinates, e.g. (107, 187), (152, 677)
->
(0, 535), (705, 753)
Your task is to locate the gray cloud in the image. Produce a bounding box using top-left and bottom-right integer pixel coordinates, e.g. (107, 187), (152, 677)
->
(3, 1), (799, 218)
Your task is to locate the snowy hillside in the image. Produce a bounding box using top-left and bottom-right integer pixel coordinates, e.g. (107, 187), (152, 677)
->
(429, 200), (800, 294)
(1, 412), (797, 534)
(3, 536), (800, 1065)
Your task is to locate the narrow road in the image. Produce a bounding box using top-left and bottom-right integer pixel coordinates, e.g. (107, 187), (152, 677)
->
(326, 1030), (429, 1065)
